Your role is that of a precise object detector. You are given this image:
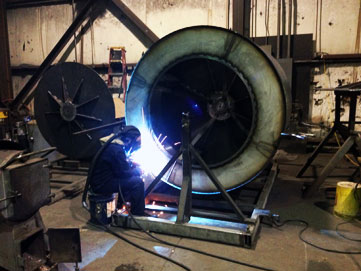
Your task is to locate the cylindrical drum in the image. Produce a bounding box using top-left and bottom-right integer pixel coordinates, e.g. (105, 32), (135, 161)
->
(334, 181), (361, 217)
(126, 26), (290, 193)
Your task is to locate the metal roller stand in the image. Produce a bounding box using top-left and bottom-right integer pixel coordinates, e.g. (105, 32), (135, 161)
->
(113, 113), (279, 248)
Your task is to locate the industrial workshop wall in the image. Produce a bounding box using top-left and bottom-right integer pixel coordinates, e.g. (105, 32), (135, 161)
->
(249, 0), (361, 129)
(6, 0), (361, 129)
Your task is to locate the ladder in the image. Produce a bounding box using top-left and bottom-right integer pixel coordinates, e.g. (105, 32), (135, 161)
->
(107, 46), (127, 101)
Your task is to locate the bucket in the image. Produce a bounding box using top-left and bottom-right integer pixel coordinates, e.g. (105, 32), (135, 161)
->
(89, 193), (117, 225)
(334, 181), (361, 218)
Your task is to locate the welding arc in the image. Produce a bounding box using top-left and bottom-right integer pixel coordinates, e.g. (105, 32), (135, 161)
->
(118, 189), (274, 271)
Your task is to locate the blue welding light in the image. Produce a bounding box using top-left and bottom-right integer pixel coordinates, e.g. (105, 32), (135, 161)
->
(187, 98), (203, 116)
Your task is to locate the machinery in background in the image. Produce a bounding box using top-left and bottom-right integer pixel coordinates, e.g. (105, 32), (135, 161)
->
(0, 149), (82, 271)
(0, 104), (32, 152)
(297, 82), (361, 197)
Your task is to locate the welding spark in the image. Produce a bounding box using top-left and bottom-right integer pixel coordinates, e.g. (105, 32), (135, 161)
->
(129, 118), (170, 177)
(160, 135), (167, 144)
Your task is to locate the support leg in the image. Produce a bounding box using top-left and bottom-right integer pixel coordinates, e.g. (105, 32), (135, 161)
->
(190, 145), (248, 222)
(303, 136), (355, 197)
(177, 113), (192, 223)
(144, 150), (181, 197)
(297, 126), (335, 177)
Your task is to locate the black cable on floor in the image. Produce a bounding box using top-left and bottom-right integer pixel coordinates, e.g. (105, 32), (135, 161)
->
(336, 220), (361, 242)
(118, 185), (274, 271)
(91, 220), (191, 271)
(273, 219), (361, 254)
(83, 207), (191, 271)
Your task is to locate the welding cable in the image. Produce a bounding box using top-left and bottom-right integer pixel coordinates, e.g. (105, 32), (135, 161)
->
(336, 220), (361, 242)
(82, 131), (124, 210)
(88, 219), (191, 271)
(117, 185), (274, 271)
(272, 219), (361, 254)
(82, 132), (191, 271)
(82, 206), (191, 271)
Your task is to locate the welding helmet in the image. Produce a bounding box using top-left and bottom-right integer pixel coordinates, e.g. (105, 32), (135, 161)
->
(121, 126), (141, 152)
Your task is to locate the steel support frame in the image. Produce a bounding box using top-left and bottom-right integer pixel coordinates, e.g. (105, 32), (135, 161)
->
(113, 163), (278, 247)
(10, 0), (159, 111)
(298, 89), (361, 197)
(113, 113), (278, 247)
(303, 136), (358, 198)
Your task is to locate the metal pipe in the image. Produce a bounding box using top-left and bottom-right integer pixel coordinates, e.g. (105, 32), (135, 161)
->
(226, 0), (230, 29)
(0, 0), (13, 102)
(287, 0), (292, 58)
(72, 120), (124, 135)
(315, 0), (318, 54)
(49, 177), (86, 204)
(319, 0), (322, 52)
(276, 0), (281, 58)
(254, 0), (257, 37)
(294, 57), (361, 65)
(250, 0), (254, 37)
(11, 63), (136, 76)
(71, 0), (78, 62)
(281, 0), (286, 52)
(0, 193), (21, 203)
(6, 0), (70, 9)
(293, 0), (297, 36)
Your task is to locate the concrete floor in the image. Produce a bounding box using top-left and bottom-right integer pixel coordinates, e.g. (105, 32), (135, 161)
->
(39, 152), (361, 271)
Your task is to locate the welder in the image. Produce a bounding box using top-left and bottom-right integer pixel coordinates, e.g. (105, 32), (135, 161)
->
(89, 126), (145, 215)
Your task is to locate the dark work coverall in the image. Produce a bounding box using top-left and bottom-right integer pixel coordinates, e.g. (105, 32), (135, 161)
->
(90, 142), (145, 215)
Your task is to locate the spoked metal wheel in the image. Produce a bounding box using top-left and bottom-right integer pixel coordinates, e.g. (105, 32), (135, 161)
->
(34, 62), (115, 160)
(149, 56), (257, 168)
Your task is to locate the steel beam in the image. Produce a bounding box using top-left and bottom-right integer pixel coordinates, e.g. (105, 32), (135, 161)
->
(113, 214), (250, 247)
(303, 136), (356, 198)
(10, 0), (95, 111)
(176, 113), (192, 223)
(11, 0), (159, 110)
(232, 0), (250, 37)
(0, 0), (13, 101)
(6, 0), (70, 9)
(107, 0), (159, 48)
(11, 63), (136, 76)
